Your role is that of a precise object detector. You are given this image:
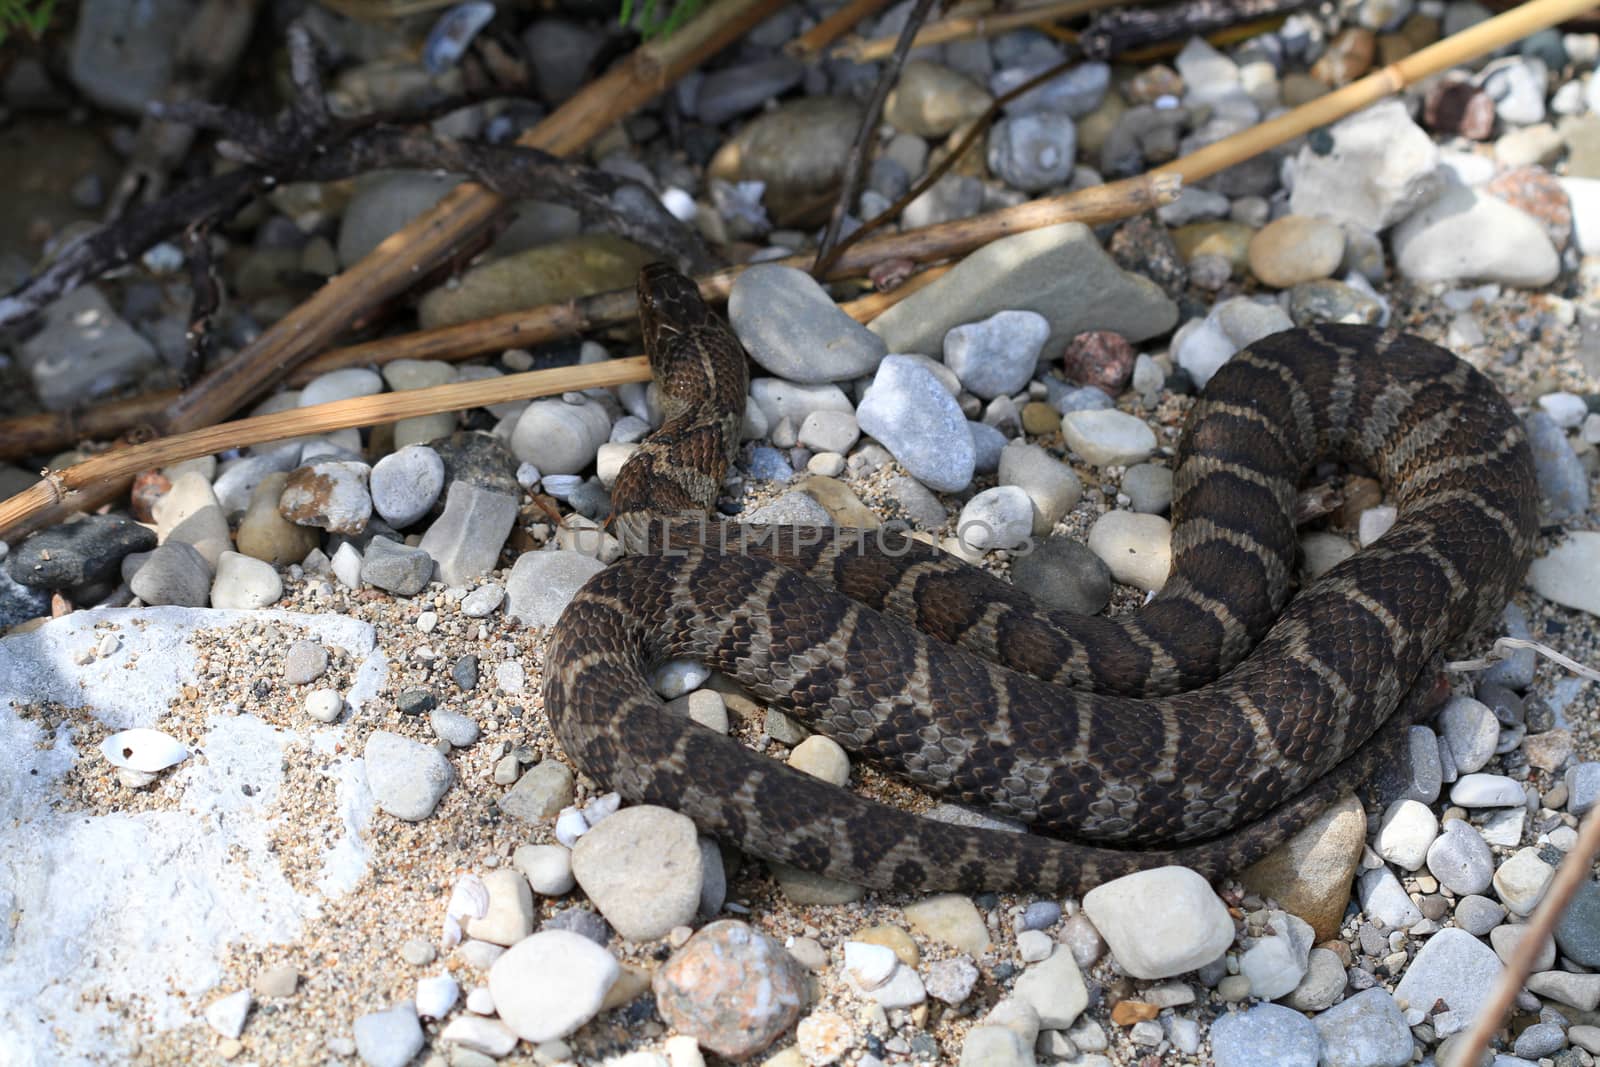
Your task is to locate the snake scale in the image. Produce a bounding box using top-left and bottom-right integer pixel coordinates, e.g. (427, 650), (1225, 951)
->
(543, 263), (1539, 894)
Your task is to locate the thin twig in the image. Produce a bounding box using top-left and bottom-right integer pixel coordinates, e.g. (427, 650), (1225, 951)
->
(1452, 806), (1600, 1064)
(815, 0), (941, 273)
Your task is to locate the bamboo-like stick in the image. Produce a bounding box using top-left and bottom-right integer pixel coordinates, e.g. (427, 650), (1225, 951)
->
(1451, 806), (1600, 1065)
(0, 272), (945, 541)
(833, 0), (1129, 60)
(787, 0), (899, 57)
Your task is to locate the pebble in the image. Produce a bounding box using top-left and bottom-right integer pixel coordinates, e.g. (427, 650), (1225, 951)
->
(728, 264), (886, 384)
(1376, 798), (1438, 870)
(1527, 970), (1600, 1012)
(511, 397), (612, 476)
(1248, 215), (1346, 287)
(1121, 464), (1173, 514)
(1450, 773), (1527, 807)
(957, 487), (1035, 552)
(904, 894), (991, 956)
(1391, 183), (1559, 287)
(459, 584), (504, 619)
(1081, 866), (1234, 979)
(1013, 946), (1089, 1029)
(1567, 764), (1600, 815)
(439, 1016), (517, 1058)
(1455, 895), (1507, 936)
(652, 920), (805, 1061)
(364, 731), (453, 821)
(501, 760), (575, 823)
(1493, 847), (1554, 915)
(795, 1010), (854, 1067)
(695, 56), (804, 125)
(359, 538), (434, 597)
(798, 411), (859, 455)
(489, 930), (618, 1042)
(986, 113), (1076, 192)
(18, 286), (161, 411)
(1239, 793), (1367, 943)
(925, 957), (979, 1005)
(6, 514), (156, 590)
(1061, 409), (1157, 467)
(943, 310), (1050, 399)
(210, 551), (283, 610)
(856, 355), (976, 493)
(1438, 696), (1501, 774)
(1394, 928), (1503, 1022)
(1211, 1003), (1322, 1067)
(370, 446), (445, 529)
(284, 639), (330, 685)
(1425, 818), (1494, 896)
(868, 222), (1176, 359)
(1284, 947), (1347, 1011)
(514, 843), (575, 897)
(994, 59), (1109, 116)
(418, 483), (518, 586)
(1524, 414), (1592, 524)
(352, 1002), (424, 1067)
(128, 542), (212, 607)
(280, 461), (373, 535)
(430, 709), (479, 748)
(204, 989), (252, 1039)
(1086, 511), (1171, 591)
(1555, 881), (1600, 967)
(1313, 988), (1412, 1067)
(571, 805), (703, 942)
(1289, 100), (1442, 230)
(1240, 910), (1314, 1000)
(415, 973), (458, 1019)
(884, 60), (991, 137)
(237, 473), (320, 566)
(305, 689), (343, 723)
(1010, 536), (1112, 615)
(505, 551), (606, 627)
(1357, 865), (1424, 929)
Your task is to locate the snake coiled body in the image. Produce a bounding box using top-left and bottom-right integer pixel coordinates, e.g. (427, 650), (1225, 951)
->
(543, 264), (1538, 893)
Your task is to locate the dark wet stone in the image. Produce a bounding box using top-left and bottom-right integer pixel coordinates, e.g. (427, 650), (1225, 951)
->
(428, 431), (522, 499)
(6, 514), (156, 589)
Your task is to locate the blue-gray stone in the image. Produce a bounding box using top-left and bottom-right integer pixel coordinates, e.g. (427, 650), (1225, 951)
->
(1313, 988), (1412, 1067)
(1021, 901), (1062, 930)
(857, 355), (976, 493)
(970, 421), (1007, 475)
(0, 568), (50, 629)
(1525, 411), (1590, 522)
(746, 446), (795, 482)
(1211, 1003), (1321, 1067)
(6, 515), (156, 590)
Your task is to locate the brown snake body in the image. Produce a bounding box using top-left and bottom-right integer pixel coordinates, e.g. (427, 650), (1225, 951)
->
(543, 264), (1538, 893)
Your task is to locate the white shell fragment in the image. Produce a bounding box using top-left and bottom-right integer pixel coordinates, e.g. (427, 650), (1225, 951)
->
(99, 729), (189, 774)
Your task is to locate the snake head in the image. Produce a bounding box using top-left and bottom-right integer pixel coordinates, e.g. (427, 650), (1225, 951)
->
(637, 263), (714, 352)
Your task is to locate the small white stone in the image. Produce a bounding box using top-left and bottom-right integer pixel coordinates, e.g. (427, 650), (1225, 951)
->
(416, 973), (459, 1019)
(204, 989), (252, 1039)
(305, 689), (343, 723)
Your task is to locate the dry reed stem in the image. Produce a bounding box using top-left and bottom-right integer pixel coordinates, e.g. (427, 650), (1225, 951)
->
(787, 0), (899, 56)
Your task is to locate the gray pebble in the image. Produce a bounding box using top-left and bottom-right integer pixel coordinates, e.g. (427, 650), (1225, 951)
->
(128, 542), (212, 607)
(944, 310), (1050, 400)
(430, 709), (480, 748)
(969, 421), (1007, 475)
(1438, 696), (1500, 774)
(1453, 894), (1506, 935)
(1483, 602), (1537, 690)
(284, 639), (330, 685)
(1524, 411), (1590, 522)
(505, 551), (606, 628)
(1426, 818), (1495, 895)
(857, 355), (975, 492)
(1121, 463), (1173, 514)
(352, 1001), (424, 1067)
(452, 654), (479, 691)
(460, 584), (504, 619)
(370, 445), (445, 529)
(729, 264), (886, 383)
(1312, 988), (1412, 1067)
(1010, 537), (1112, 615)
(1211, 1003), (1321, 1067)
(1566, 763), (1600, 816)
(1356, 865), (1423, 929)
(1514, 1021), (1566, 1058)
(542, 906), (610, 946)
(987, 113), (1076, 192)
(1450, 773), (1527, 807)
(364, 731), (453, 821)
(1393, 927), (1503, 1023)
(419, 483), (518, 587)
(360, 538), (434, 597)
